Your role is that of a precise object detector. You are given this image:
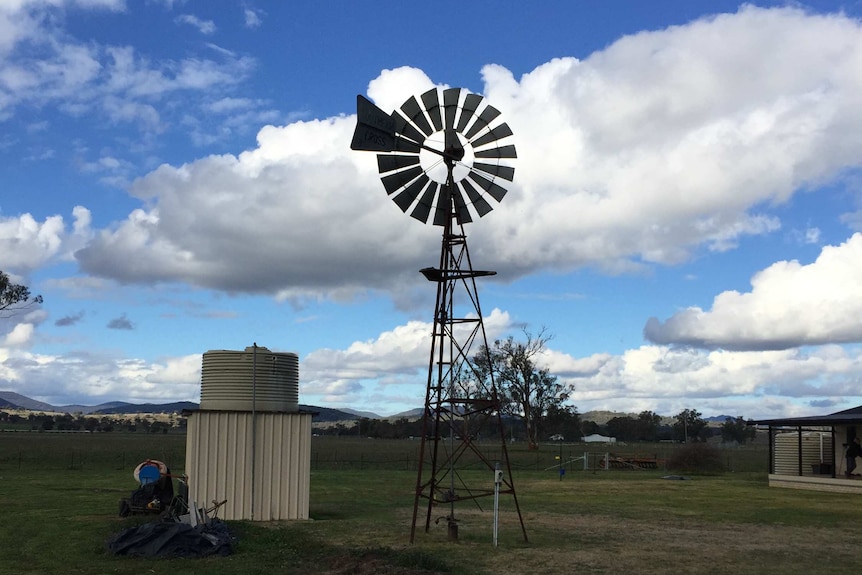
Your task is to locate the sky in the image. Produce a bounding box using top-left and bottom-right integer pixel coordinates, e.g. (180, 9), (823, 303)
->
(2, 0), (862, 420)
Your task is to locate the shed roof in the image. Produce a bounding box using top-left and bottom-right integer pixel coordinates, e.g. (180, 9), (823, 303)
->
(750, 405), (862, 426)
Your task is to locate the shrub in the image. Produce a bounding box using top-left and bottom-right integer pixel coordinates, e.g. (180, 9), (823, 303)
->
(667, 442), (725, 474)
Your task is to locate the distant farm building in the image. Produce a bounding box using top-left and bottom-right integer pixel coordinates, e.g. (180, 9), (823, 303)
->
(583, 433), (617, 443)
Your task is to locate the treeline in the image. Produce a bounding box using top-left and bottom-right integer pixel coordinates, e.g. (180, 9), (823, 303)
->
(2, 407), (758, 446)
(598, 410), (755, 444)
(316, 408), (758, 446)
(0, 411), (186, 434)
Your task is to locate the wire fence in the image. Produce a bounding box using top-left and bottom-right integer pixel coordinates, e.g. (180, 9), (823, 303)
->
(0, 432), (768, 474)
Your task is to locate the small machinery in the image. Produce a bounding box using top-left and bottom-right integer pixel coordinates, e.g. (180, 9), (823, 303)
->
(118, 459), (184, 517)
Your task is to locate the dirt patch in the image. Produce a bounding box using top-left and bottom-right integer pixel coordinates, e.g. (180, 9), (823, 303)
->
(324, 549), (448, 575)
(474, 510), (859, 575)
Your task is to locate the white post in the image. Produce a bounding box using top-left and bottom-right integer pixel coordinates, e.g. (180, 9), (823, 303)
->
(819, 433), (824, 462)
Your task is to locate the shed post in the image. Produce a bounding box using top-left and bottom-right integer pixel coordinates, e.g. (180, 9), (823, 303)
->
(797, 426), (803, 476)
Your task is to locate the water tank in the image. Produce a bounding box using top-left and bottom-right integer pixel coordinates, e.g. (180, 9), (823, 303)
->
(200, 346), (299, 412)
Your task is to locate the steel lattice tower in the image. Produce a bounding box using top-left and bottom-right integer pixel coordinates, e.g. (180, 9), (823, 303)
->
(350, 87), (527, 543)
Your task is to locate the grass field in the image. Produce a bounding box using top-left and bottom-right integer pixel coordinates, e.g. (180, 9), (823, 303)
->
(1, 432), (858, 574)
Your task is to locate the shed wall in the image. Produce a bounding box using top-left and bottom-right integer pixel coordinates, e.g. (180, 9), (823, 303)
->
(773, 431), (832, 476)
(185, 410), (311, 521)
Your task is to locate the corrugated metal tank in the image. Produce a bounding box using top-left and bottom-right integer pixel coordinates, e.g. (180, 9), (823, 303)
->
(185, 410), (311, 521)
(186, 345), (311, 521)
(773, 431), (832, 475)
(200, 346), (299, 412)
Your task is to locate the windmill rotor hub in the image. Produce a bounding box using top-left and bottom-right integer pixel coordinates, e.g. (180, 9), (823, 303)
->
(420, 130), (473, 184)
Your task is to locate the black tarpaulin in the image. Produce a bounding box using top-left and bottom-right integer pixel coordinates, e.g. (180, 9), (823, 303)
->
(106, 520), (233, 558)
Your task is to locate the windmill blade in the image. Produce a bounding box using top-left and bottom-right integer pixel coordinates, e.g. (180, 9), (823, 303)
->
(474, 144), (517, 159)
(451, 185), (473, 225)
(411, 181), (439, 223)
(459, 179), (493, 217)
(381, 165), (424, 195)
(377, 154), (420, 174)
(443, 88), (460, 131)
(456, 93), (483, 133)
(421, 89), (443, 132)
(470, 123), (514, 149)
(468, 171), (508, 203)
(393, 175), (431, 212)
(393, 136), (421, 153)
(432, 186), (451, 226)
(392, 111), (427, 146)
(472, 162), (515, 182)
(464, 105), (502, 139)
(400, 96), (434, 136)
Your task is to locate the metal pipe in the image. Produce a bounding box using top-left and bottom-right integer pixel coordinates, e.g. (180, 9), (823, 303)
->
(251, 342), (257, 521)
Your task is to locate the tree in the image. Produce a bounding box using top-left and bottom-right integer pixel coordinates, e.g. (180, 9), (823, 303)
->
(602, 411), (664, 442)
(720, 416), (756, 445)
(474, 328), (574, 449)
(606, 416), (639, 442)
(580, 419), (601, 437)
(673, 408), (709, 442)
(636, 411), (663, 442)
(543, 405), (581, 441)
(0, 271), (42, 315)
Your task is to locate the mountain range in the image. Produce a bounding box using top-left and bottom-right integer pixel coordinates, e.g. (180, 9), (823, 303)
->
(0, 391), (359, 423)
(0, 391), (734, 424)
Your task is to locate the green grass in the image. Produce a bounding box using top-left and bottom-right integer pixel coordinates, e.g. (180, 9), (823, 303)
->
(0, 433), (855, 574)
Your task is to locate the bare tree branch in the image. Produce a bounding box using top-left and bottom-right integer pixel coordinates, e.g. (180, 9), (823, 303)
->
(0, 270), (43, 317)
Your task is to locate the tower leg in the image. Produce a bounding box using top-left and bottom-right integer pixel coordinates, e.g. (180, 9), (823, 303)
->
(409, 181), (527, 543)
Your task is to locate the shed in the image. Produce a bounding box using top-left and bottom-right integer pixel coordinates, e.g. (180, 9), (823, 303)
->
(750, 405), (862, 494)
(583, 433), (616, 443)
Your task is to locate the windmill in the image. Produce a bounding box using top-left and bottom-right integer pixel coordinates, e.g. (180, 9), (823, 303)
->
(351, 87), (527, 543)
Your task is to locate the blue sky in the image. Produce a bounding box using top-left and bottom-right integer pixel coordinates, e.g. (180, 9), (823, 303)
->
(2, 0), (862, 419)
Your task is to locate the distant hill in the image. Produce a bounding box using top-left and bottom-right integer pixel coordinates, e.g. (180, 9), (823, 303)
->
(0, 391), (357, 423)
(305, 405), (359, 422)
(582, 410), (644, 425)
(338, 408), (382, 419)
(389, 408), (424, 420)
(60, 401), (133, 415)
(0, 391), (56, 412)
(581, 410), (738, 427)
(0, 391), (739, 425)
(93, 401), (200, 415)
(705, 414), (737, 423)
